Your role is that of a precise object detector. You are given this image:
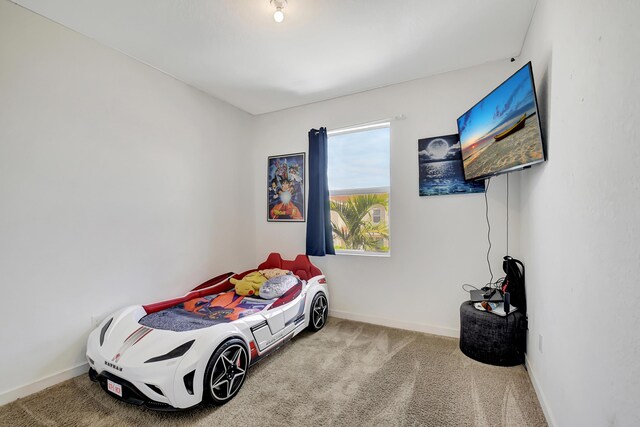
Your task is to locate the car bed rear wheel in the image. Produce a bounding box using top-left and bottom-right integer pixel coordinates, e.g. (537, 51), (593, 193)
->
(203, 338), (249, 405)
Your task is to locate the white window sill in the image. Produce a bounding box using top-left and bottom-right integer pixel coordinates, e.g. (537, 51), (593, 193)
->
(335, 249), (390, 258)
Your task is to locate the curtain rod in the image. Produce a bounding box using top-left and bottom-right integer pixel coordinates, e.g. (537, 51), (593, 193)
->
(320, 114), (406, 136)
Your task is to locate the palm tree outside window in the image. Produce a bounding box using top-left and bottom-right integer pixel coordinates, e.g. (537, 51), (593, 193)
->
(327, 122), (390, 255)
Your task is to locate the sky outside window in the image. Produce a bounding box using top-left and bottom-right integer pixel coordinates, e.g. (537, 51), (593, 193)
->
(328, 127), (390, 191)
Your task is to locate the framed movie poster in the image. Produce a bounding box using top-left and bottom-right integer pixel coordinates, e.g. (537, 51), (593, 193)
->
(418, 134), (485, 196)
(267, 152), (305, 222)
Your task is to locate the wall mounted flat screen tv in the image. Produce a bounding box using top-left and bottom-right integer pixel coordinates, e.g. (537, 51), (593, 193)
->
(457, 62), (545, 181)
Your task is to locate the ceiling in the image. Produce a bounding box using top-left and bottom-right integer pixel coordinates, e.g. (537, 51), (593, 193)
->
(12, 0), (537, 115)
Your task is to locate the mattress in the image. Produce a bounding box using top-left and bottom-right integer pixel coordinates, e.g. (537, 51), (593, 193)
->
(139, 291), (272, 332)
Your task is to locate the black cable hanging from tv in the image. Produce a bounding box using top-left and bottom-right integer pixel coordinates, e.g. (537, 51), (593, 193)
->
(506, 173), (509, 256)
(485, 177), (493, 284)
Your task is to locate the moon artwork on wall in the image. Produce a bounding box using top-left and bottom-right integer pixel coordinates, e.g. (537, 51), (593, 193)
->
(418, 134), (485, 197)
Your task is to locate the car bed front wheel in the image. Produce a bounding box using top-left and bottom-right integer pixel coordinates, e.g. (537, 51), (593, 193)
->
(203, 338), (249, 405)
(308, 292), (328, 332)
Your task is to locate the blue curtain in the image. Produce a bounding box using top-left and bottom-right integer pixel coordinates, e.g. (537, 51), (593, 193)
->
(306, 128), (335, 256)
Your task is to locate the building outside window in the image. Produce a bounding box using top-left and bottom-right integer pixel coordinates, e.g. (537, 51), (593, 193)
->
(327, 122), (390, 256)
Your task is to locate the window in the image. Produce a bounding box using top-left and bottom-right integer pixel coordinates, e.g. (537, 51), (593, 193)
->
(372, 208), (382, 224)
(327, 122), (390, 255)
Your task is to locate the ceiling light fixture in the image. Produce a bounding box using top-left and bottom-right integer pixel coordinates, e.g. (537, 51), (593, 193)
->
(270, 0), (287, 23)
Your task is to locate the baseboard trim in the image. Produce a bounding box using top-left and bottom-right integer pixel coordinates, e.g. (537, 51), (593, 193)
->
(0, 362), (89, 407)
(525, 355), (555, 427)
(329, 309), (459, 338)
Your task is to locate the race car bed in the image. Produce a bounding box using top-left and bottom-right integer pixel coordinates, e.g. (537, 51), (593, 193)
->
(86, 253), (328, 410)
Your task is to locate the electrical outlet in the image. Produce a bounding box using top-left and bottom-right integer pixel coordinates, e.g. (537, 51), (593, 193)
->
(538, 334), (543, 353)
(91, 315), (103, 329)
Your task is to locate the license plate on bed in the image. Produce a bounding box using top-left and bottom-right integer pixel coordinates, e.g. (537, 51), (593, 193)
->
(107, 379), (123, 397)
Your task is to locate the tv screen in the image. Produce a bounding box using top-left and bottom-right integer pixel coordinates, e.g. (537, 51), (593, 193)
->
(457, 62), (545, 181)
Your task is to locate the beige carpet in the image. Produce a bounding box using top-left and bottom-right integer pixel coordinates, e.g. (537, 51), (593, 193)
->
(0, 318), (547, 427)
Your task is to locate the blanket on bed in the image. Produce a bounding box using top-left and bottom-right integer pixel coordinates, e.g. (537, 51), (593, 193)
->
(139, 291), (271, 332)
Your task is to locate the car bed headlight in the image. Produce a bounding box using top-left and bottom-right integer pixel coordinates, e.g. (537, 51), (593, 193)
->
(145, 340), (195, 363)
(100, 318), (113, 346)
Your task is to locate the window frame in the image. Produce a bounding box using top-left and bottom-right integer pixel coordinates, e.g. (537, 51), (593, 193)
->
(327, 121), (391, 257)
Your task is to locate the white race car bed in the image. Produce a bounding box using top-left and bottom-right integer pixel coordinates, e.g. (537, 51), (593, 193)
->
(86, 253), (328, 410)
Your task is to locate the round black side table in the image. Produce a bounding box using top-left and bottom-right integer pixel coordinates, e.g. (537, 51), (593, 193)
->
(459, 301), (525, 366)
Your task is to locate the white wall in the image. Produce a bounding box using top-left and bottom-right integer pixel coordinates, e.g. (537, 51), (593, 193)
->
(0, 1), (254, 401)
(6, 0), (639, 422)
(251, 60), (523, 336)
(517, 0), (640, 425)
